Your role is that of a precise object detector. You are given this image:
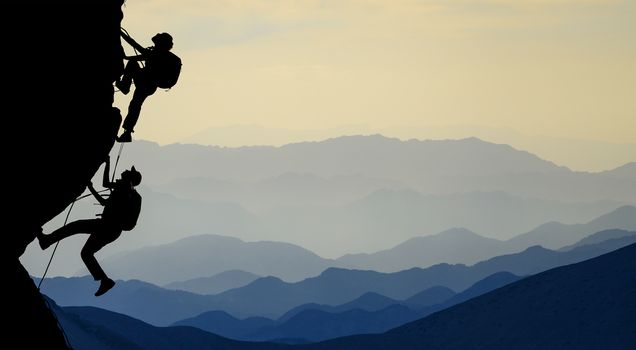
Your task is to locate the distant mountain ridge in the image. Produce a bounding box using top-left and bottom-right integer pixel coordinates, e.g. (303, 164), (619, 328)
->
(601, 162), (636, 178)
(25, 186), (626, 277)
(338, 228), (502, 272)
(165, 270), (262, 295)
(506, 205), (636, 250)
(276, 287), (455, 324)
(52, 300), (287, 350)
(19, 136), (635, 273)
(262, 272), (519, 344)
(52, 244), (636, 349)
(116, 136), (635, 204)
(559, 229), (636, 251)
(306, 243), (636, 349)
(134, 190), (632, 258)
(338, 206), (636, 272)
(100, 234), (338, 285)
(91, 206), (636, 285)
(124, 136), (564, 184)
(55, 271), (520, 345)
(41, 233), (636, 324)
(245, 272), (521, 343)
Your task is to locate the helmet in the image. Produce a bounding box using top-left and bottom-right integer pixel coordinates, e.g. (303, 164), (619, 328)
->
(152, 32), (173, 50)
(128, 166), (142, 186)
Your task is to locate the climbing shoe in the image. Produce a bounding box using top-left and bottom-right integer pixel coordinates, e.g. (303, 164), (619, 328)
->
(115, 79), (130, 95)
(117, 130), (132, 143)
(37, 229), (52, 250)
(95, 278), (116, 297)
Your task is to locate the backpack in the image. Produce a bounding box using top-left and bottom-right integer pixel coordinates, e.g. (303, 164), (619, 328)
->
(119, 190), (142, 231)
(153, 51), (182, 89)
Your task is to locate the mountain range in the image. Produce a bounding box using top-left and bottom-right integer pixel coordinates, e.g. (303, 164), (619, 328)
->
(174, 272), (517, 343)
(40, 232), (636, 324)
(115, 136), (569, 184)
(165, 270), (262, 295)
(559, 228), (636, 251)
(92, 207), (636, 284)
(124, 136), (635, 254)
(19, 136), (635, 273)
(113, 136), (634, 203)
(339, 206), (636, 271)
(277, 286), (454, 323)
(52, 300), (287, 350)
(306, 243), (636, 349)
(52, 243), (636, 349)
(100, 234), (337, 284)
(33, 188), (629, 262)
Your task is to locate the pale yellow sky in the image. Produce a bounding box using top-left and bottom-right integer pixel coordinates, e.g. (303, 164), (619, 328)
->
(116, 0), (635, 171)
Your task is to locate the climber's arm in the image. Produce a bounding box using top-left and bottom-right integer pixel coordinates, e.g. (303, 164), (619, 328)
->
(121, 29), (146, 53)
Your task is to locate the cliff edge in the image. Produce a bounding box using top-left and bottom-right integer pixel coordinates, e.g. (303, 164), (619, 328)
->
(7, 1), (126, 348)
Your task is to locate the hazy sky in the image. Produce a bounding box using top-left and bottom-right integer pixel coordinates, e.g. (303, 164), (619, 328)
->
(117, 0), (635, 171)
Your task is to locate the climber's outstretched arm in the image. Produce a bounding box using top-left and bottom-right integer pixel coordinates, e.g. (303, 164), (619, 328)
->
(121, 29), (148, 54)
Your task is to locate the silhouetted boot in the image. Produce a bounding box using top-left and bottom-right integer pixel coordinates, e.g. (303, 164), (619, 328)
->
(115, 79), (130, 95)
(95, 278), (115, 297)
(117, 130), (132, 143)
(36, 229), (52, 250)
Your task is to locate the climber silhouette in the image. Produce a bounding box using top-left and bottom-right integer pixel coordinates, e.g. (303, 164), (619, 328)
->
(37, 157), (142, 296)
(116, 29), (181, 142)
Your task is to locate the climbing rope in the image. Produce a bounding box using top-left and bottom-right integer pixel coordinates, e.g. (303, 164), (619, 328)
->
(38, 198), (86, 348)
(112, 142), (125, 183)
(121, 27), (145, 68)
(38, 199), (76, 290)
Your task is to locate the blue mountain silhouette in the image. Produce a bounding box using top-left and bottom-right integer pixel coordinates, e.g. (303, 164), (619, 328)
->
(250, 305), (419, 344)
(277, 292), (407, 323)
(403, 286), (456, 307)
(174, 286), (454, 342)
(305, 243), (636, 349)
(89, 272), (512, 344)
(41, 233), (635, 324)
(164, 270), (261, 295)
(49, 244), (635, 348)
(559, 229), (635, 251)
(239, 273), (516, 343)
(277, 285), (454, 323)
(51, 299), (287, 350)
(172, 310), (276, 341)
(338, 206), (636, 271)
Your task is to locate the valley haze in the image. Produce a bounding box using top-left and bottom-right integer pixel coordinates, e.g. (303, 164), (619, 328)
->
(21, 135), (635, 277)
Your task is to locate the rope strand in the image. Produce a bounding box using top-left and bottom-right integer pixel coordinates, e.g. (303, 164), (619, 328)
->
(112, 143), (125, 183)
(38, 199), (76, 290)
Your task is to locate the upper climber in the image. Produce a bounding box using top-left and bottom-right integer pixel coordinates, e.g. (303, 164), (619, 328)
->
(116, 29), (181, 142)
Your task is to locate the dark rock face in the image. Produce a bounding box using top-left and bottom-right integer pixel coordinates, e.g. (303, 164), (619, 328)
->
(7, 1), (126, 348)
(10, 0), (124, 257)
